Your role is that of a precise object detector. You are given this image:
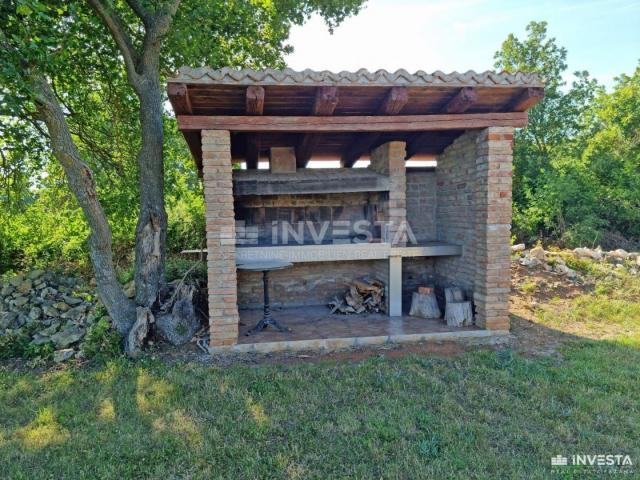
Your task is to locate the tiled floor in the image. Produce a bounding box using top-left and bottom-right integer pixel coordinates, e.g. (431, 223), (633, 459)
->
(237, 305), (480, 344)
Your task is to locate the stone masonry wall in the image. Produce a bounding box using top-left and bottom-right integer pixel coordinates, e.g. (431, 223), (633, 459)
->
(434, 131), (479, 293)
(406, 170), (437, 242)
(434, 128), (513, 330)
(235, 192), (384, 245)
(202, 130), (239, 346)
(237, 260), (387, 309)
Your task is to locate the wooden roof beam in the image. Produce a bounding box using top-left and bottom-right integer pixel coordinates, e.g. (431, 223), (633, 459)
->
(442, 87), (477, 113)
(178, 112), (529, 133)
(341, 87), (409, 167)
(245, 135), (260, 169)
(312, 86), (339, 115)
(245, 86), (265, 115)
(168, 83), (193, 115)
(378, 87), (409, 115)
(510, 87), (544, 111)
(244, 86), (265, 168)
(297, 87), (339, 168)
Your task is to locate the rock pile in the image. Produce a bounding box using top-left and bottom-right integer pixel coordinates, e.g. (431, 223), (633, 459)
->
(0, 270), (106, 362)
(512, 244), (640, 278)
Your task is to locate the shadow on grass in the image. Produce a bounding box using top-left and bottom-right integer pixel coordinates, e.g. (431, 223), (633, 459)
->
(0, 321), (639, 479)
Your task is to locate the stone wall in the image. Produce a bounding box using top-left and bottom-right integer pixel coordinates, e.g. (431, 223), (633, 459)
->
(235, 192), (384, 245)
(406, 169), (437, 242)
(202, 130), (239, 346)
(237, 260), (387, 309)
(434, 131), (478, 293)
(433, 128), (513, 330)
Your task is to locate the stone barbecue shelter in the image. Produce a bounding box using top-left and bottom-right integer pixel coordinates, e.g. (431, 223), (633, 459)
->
(168, 67), (544, 352)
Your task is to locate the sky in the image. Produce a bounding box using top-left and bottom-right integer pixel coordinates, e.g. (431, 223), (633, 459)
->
(285, 0), (640, 90)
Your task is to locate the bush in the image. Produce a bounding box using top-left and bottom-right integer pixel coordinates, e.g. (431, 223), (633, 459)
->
(82, 317), (123, 360)
(0, 331), (54, 360)
(165, 257), (207, 283)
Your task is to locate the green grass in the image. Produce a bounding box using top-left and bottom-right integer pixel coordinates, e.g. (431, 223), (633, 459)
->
(2, 265), (639, 478)
(535, 272), (640, 336)
(1, 339), (639, 479)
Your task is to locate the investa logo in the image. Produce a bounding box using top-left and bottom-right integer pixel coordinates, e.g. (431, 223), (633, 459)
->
(552, 454), (633, 467)
(573, 454), (633, 467)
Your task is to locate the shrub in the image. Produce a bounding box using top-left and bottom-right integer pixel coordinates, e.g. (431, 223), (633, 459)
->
(165, 257), (207, 283)
(82, 318), (123, 360)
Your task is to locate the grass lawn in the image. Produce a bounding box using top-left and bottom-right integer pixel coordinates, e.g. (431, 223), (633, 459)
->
(1, 269), (639, 478)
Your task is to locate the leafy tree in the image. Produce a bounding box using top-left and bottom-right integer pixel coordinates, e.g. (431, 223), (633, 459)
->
(0, 0), (365, 353)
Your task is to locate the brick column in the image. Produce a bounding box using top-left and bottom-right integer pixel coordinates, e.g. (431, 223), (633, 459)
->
(473, 127), (513, 330)
(369, 141), (407, 246)
(202, 130), (239, 346)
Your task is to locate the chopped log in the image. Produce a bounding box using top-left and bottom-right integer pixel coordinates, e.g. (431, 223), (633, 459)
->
(444, 301), (473, 327)
(329, 277), (386, 314)
(444, 286), (465, 304)
(409, 292), (441, 319)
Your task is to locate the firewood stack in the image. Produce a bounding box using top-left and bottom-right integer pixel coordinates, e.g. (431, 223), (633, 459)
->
(329, 278), (386, 314)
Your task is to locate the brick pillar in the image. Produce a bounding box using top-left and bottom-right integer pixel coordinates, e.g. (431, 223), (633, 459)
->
(369, 141), (407, 246)
(473, 127), (513, 330)
(202, 130), (239, 346)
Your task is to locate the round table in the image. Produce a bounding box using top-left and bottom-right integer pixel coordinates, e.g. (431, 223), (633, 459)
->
(236, 260), (293, 335)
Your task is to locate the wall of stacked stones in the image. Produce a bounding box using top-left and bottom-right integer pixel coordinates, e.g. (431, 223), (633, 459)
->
(237, 260), (387, 309)
(405, 169), (437, 242)
(433, 131), (479, 295)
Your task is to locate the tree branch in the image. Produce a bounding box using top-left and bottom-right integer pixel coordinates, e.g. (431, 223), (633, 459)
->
(124, 0), (151, 26)
(86, 0), (141, 86)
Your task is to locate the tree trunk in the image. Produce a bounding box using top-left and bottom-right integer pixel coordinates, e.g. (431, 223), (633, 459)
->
(134, 79), (167, 310)
(30, 74), (136, 334)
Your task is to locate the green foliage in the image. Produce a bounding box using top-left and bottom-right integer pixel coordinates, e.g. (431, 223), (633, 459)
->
(0, 0), (365, 274)
(164, 257), (207, 283)
(0, 330), (53, 360)
(82, 317), (123, 360)
(0, 332), (30, 360)
(495, 22), (640, 249)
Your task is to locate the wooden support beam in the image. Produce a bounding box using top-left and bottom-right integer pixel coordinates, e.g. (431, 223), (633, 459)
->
(341, 87), (409, 167)
(296, 87), (339, 168)
(167, 83), (193, 114)
(442, 87), (477, 113)
(378, 87), (409, 115)
(178, 112), (529, 133)
(245, 135), (260, 169)
(312, 86), (339, 115)
(245, 86), (265, 115)
(509, 87), (544, 111)
(296, 134), (318, 168)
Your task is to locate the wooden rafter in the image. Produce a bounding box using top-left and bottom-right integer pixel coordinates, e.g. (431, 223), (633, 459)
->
(167, 83), (192, 114)
(245, 135), (261, 170)
(341, 87), (409, 167)
(442, 87), (477, 113)
(245, 86), (265, 115)
(296, 86), (339, 168)
(378, 87), (409, 115)
(244, 86), (265, 168)
(509, 87), (544, 111)
(178, 112), (529, 133)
